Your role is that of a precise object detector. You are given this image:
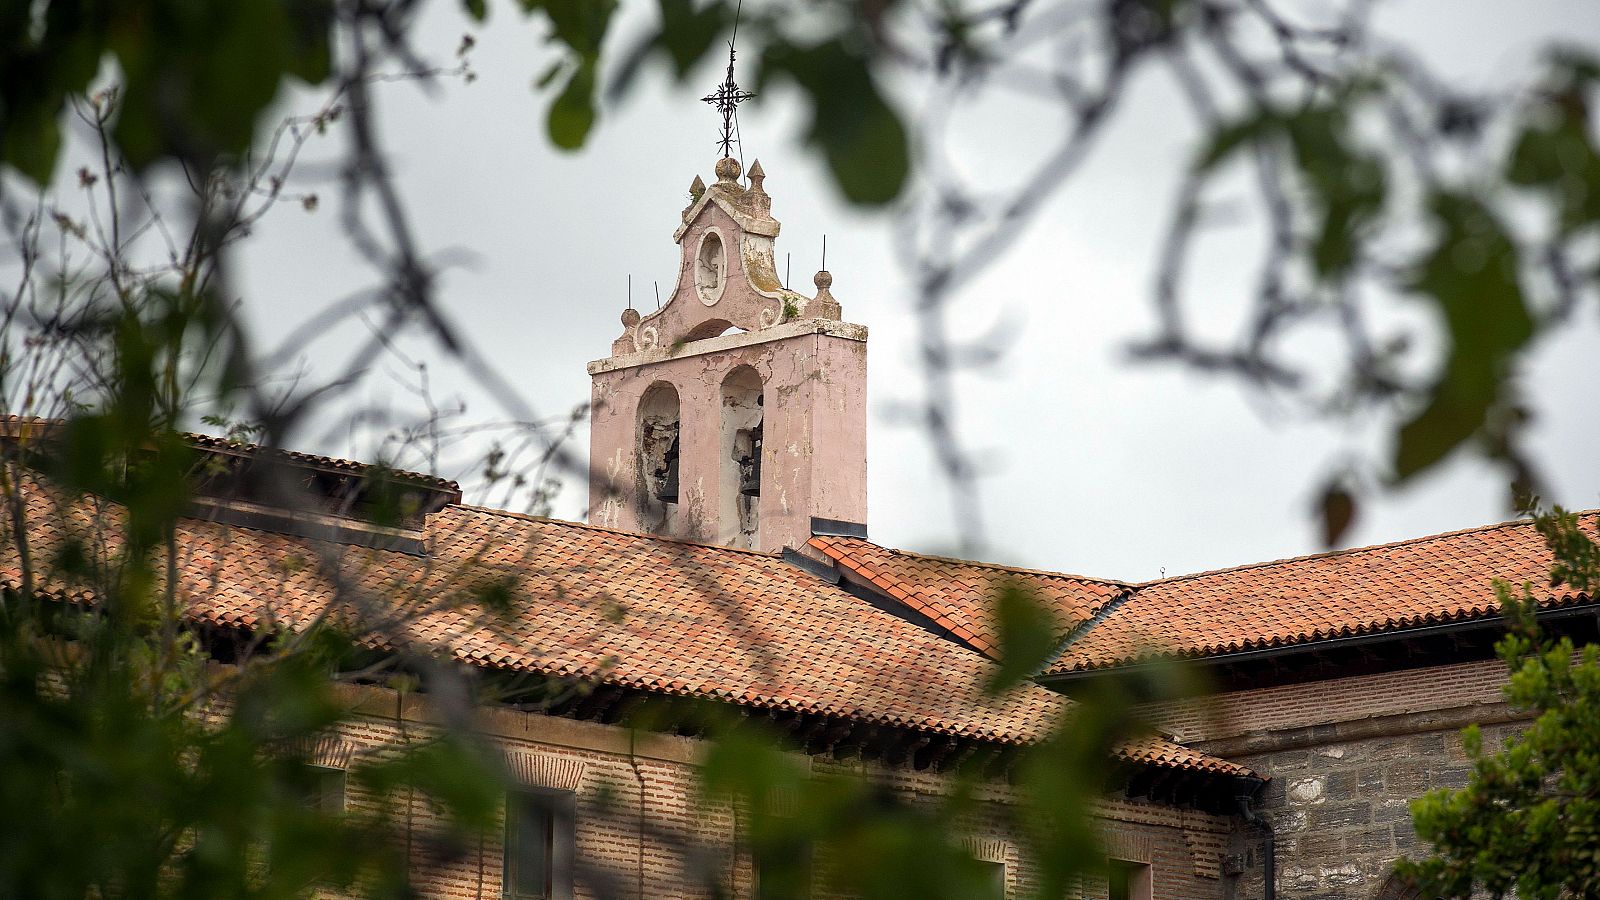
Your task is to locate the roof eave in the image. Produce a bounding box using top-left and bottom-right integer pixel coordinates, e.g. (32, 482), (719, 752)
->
(1039, 597), (1600, 686)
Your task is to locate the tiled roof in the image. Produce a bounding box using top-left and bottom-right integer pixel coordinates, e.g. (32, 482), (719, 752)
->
(0, 474), (1250, 781)
(807, 536), (1127, 657)
(419, 506), (1061, 744)
(1118, 735), (1257, 777)
(1049, 514), (1598, 674)
(185, 432), (462, 494)
(0, 415), (460, 494)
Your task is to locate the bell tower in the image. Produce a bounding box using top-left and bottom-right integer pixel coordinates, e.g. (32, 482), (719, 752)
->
(586, 157), (867, 552)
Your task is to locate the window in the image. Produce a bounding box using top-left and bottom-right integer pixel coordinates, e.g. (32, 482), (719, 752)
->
(504, 789), (575, 900)
(306, 765), (346, 813)
(1108, 860), (1151, 900)
(269, 763), (348, 887)
(753, 838), (811, 900)
(976, 858), (1006, 899)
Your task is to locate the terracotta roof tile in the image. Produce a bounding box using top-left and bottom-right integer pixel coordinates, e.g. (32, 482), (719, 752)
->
(0, 471), (1250, 779)
(1115, 736), (1256, 778)
(1050, 513), (1598, 673)
(807, 536), (1127, 657)
(0, 414), (459, 493)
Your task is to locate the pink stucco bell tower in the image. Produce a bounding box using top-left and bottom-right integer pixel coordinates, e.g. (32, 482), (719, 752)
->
(587, 157), (867, 553)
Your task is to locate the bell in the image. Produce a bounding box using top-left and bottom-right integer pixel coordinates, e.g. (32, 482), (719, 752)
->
(656, 434), (680, 503)
(738, 424), (762, 497)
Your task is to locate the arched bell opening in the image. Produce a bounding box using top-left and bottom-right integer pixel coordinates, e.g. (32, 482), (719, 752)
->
(682, 318), (740, 343)
(636, 381), (681, 535)
(719, 366), (763, 549)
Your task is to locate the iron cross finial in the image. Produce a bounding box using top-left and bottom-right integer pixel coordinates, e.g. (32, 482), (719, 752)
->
(702, 41), (754, 159)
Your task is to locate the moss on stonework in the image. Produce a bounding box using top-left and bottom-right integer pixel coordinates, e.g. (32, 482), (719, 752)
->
(741, 248), (785, 293)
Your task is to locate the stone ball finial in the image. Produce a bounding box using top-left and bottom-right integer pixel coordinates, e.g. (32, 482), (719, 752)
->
(811, 270), (841, 320)
(715, 156), (741, 184)
(621, 308), (641, 328)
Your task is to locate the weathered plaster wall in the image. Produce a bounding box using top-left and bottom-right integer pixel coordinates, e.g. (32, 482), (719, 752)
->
(608, 163), (820, 363)
(588, 322), (867, 554)
(588, 158), (867, 554)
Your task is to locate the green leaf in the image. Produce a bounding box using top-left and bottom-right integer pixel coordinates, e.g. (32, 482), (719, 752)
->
(106, 1), (334, 170)
(654, 0), (726, 79)
(1194, 95), (1386, 276)
(1318, 481), (1357, 547)
(1193, 109), (1281, 173)
(601, 0), (724, 103)
(356, 735), (502, 832)
(1394, 193), (1536, 481)
(0, 5), (106, 185)
(1, 105), (64, 186)
(463, 0), (489, 22)
(546, 61), (597, 150)
(1283, 105), (1386, 277)
(283, 0), (336, 84)
(521, 0), (614, 150)
(1505, 89), (1600, 235)
(758, 38), (909, 205)
(525, 0), (616, 56)
(1534, 506), (1600, 594)
(984, 582), (1060, 695)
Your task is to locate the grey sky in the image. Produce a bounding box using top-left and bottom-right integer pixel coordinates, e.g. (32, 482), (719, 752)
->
(227, 0), (1600, 582)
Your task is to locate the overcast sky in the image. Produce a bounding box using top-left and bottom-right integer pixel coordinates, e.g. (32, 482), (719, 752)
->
(225, 0), (1600, 582)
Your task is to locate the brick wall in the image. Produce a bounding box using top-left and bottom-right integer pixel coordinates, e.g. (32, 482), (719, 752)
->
(324, 682), (1230, 899)
(1146, 657), (1511, 747)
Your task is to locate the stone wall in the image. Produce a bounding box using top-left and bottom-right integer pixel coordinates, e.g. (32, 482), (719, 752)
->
(1140, 657), (1526, 900)
(1224, 719), (1521, 899)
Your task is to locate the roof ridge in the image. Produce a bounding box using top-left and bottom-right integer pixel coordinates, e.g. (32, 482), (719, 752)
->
(185, 431), (459, 491)
(447, 504), (784, 558)
(812, 537), (996, 655)
(840, 540), (1132, 588)
(1, 414), (458, 492)
(1136, 509), (1600, 588)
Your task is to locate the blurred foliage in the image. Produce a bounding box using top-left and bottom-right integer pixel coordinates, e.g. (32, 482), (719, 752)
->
(6, 0), (1600, 898)
(677, 613), (1200, 900)
(6, 0), (1597, 524)
(1187, 42), (1599, 537)
(0, 290), (503, 898)
(0, 0), (333, 179)
(0, 0), (910, 203)
(1393, 193), (1535, 484)
(1196, 89), (1388, 280)
(984, 581), (1062, 695)
(1397, 508), (1600, 899)
(0, 34), (1194, 894)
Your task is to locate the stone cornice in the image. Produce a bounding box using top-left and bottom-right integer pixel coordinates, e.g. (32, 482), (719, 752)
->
(1191, 700), (1530, 758)
(588, 318), (868, 375)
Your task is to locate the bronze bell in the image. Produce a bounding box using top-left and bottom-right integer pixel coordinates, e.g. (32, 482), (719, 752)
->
(656, 433), (680, 503)
(738, 423), (762, 497)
